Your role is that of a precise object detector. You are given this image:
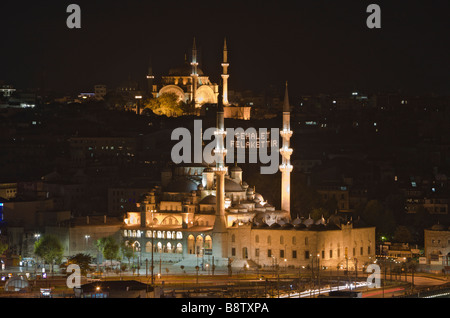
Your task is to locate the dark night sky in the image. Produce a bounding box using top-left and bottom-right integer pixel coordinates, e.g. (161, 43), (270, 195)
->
(1, 0), (449, 98)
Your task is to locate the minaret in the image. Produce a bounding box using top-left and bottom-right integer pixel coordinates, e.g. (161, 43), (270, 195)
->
(190, 37), (199, 108)
(221, 38), (229, 105)
(279, 81), (293, 215)
(212, 89), (228, 261)
(146, 57), (155, 97)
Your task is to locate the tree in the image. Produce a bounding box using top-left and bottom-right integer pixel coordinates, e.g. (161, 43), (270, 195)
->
(97, 236), (120, 268)
(0, 241), (8, 256)
(61, 253), (93, 275)
(144, 93), (191, 117)
(121, 241), (135, 268)
(34, 235), (64, 273)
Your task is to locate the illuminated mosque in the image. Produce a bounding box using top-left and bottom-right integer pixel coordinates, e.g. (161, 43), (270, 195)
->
(123, 40), (376, 270)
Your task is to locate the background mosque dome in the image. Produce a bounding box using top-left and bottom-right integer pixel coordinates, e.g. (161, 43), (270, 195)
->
(168, 62), (204, 76)
(431, 223), (445, 231)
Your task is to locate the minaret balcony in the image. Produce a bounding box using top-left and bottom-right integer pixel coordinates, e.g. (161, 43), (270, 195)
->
(213, 167), (228, 173)
(214, 129), (227, 135)
(213, 148), (227, 155)
(190, 62), (199, 66)
(279, 164), (293, 173)
(280, 147), (293, 157)
(221, 63), (229, 67)
(221, 74), (229, 79)
(280, 129), (293, 138)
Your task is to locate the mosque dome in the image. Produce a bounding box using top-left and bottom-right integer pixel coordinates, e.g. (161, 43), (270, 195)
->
(270, 222), (281, 229)
(229, 165), (242, 172)
(282, 223), (294, 229)
(225, 178), (244, 192)
(199, 195), (216, 205)
(168, 62), (204, 76)
(254, 193), (264, 202)
(257, 221), (269, 229)
(431, 223), (446, 231)
(292, 217), (303, 225)
(165, 178), (198, 193)
(294, 223), (307, 230)
(303, 216), (314, 227)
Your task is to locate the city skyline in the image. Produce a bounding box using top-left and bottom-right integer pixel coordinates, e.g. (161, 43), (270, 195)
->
(1, 1), (449, 97)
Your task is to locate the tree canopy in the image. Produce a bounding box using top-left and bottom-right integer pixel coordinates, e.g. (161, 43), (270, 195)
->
(34, 234), (64, 271)
(144, 93), (193, 117)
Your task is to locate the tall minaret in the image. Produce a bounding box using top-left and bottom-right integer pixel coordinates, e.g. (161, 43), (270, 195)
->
(190, 37), (199, 108)
(212, 89), (228, 261)
(279, 81), (293, 215)
(221, 38), (229, 105)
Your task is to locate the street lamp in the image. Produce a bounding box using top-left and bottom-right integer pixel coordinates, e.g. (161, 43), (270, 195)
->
(85, 235), (90, 247)
(135, 95), (142, 115)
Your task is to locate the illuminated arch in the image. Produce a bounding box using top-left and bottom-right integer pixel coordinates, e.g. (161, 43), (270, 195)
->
(196, 85), (216, 105)
(158, 85), (186, 102)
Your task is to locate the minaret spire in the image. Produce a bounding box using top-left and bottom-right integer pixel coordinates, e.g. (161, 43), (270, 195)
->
(221, 37), (230, 106)
(191, 37), (199, 108)
(280, 81), (293, 217)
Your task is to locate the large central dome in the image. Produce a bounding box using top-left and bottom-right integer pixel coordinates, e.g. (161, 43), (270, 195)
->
(168, 63), (204, 76)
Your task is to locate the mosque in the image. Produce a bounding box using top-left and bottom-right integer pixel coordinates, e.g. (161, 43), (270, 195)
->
(148, 38), (251, 119)
(123, 40), (376, 270)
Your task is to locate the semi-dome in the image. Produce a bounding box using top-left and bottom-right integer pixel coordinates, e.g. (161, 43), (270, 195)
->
(199, 194), (216, 205)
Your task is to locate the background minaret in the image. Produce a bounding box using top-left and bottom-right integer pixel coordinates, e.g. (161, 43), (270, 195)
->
(279, 81), (293, 216)
(212, 89), (228, 261)
(221, 38), (229, 105)
(146, 57), (155, 97)
(190, 37), (199, 108)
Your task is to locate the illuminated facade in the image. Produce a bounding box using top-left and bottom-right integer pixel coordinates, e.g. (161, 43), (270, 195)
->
(122, 83), (375, 269)
(152, 38), (219, 108)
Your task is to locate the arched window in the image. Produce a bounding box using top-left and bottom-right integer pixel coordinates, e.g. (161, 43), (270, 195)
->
(267, 236), (271, 244)
(196, 235), (203, 255)
(157, 242), (162, 253)
(167, 242), (172, 253)
(292, 236), (296, 245)
(146, 231), (152, 238)
(205, 235), (212, 249)
(231, 234), (235, 243)
(123, 230), (128, 237)
(188, 235), (195, 254)
(157, 231), (162, 239)
(176, 243), (183, 254)
(280, 236), (284, 244)
(176, 232), (183, 239)
(255, 235), (259, 243)
(145, 242), (152, 253)
(167, 231), (172, 239)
